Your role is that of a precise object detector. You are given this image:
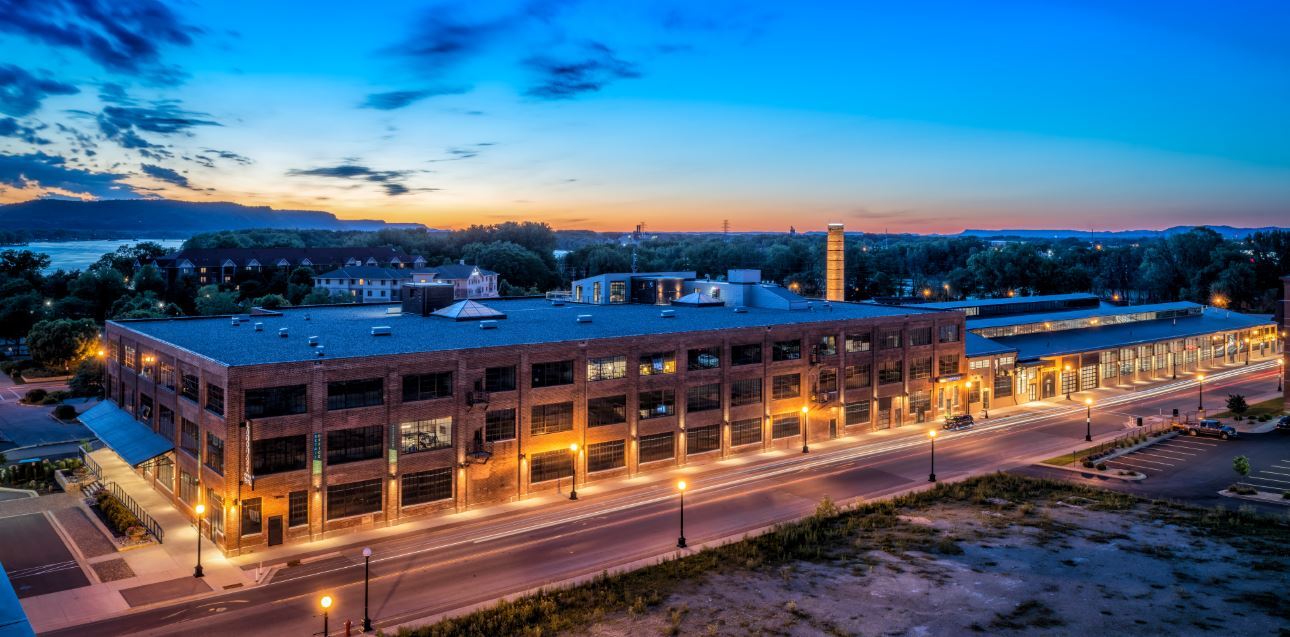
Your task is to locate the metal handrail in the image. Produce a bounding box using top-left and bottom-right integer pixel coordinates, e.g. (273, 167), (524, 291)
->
(105, 482), (165, 544)
(81, 450), (103, 481)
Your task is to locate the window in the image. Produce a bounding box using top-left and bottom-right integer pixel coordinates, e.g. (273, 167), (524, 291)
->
(206, 489), (225, 536)
(485, 408), (516, 442)
(178, 469), (198, 503)
(124, 345), (136, 370)
(159, 361), (175, 391)
(844, 363), (871, 389)
(638, 351), (676, 375)
(587, 355), (627, 381)
(909, 356), (933, 381)
(252, 435), (307, 475)
(771, 373), (800, 400)
(205, 432), (224, 474)
(157, 405), (175, 440)
(402, 372), (453, 402)
(993, 374), (1013, 398)
(730, 378), (763, 406)
(731, 343), (762, 366)
(687, 347), (721, 371)
(845, 400), (871, 426)
(289, 491), (308, 527)
(326, 379), (383, 410)
(531, 360), (574, 388)
(938, 324), (960, 343)
(531, 402), (574, 435)
(244, 385), (308, 418)
(402, 468), (453, 506)
(400, 418), (452, 454)
(326, 479), (383, 520)
(817, 335), (838, 356)
(180, 418), (199, 456)
(530, 449), (573, 483)
(878, 359), (903, 385)
(181, 373), (199, 402)
(327, 425), (384, 465)
(969, 359), (991, 370)
(846, 332), (871, 353)
(686, 383), (721, 413)
(772, 413), (801, 438)
(910, 391), (930, 419)
(138, 394), (153, 422)
(771, 339), (801, 361)
(938, 354), (960, 376)
(638, 389), (675, 419)
(877, 328), (902, 350)
(639, 432), (675, 463)
(587, 440), (626, 472)
(588, 395), (627, 427)
(731, 418), (762, 446)
(817, 368), (838, 395)
(609, 281), (626, 304)
(205, 383), (224, 416)
(484, 366), (517, 392)
(241, 498), (262, 535)
(687, 424), (721, 454)
(157, 460), (174, 491)
(908, 326), (932, 347)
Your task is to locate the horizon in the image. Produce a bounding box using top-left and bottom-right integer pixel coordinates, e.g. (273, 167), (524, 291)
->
(2, 1), (1288, 232)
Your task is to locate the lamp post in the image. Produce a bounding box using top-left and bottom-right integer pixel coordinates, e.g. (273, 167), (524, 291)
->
(927, 429), (937, 482)
(1244, 337), (1251, 365)
(965, 381), (973, 415)
(193, 503), (205, 578)
(1197, 374), (1205, 411)
(800, 405), (810, 453)
(1278, 359), (1284, 393)
(568, 443), (579, 500)
(362, 546), (373, 632)
(1084, 398), (1093, 442)
(1064, 365), (1072, 400)
(320, 595), (332, 637)
(676, 480), (687, 548)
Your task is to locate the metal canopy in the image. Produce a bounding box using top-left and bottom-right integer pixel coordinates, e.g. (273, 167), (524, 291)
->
(77, 401), (174, 468)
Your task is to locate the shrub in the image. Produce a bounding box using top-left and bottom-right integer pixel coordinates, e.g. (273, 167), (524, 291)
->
(1095, 463), (1107, 471)
(1082, 460), (1094, 469)
(21, 388), (47, 404)
(1227, 484), (1257, 496)
(52, 404), (78, 421)
(94, 491), (144, 537)
(1283, 490), (1290, 500)
(40, 395), (59, 405)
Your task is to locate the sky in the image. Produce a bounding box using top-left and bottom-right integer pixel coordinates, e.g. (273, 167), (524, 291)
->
(1, 0), (1288, 233)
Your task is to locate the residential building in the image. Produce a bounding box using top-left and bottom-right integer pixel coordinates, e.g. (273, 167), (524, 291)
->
(312, 267), (412, 303)
(410, 262), (500, 299)
(143, 247), (425, 286)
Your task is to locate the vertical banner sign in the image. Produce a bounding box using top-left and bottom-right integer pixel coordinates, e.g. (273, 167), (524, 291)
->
(312, 432), (322, 476)
(242, 420), (255, 488)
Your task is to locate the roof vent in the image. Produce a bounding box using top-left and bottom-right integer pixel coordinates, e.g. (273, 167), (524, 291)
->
(307, 336), (319, 347)
(385, 307), (401, 315)
(303, 314), (311, 321)
(254, 322), (263, 331)
(551, 300), (565, 307)
(576, 314), (593, 323)
(315, 346), (325, 357)
(278, 328), (289, 338)
(479, 320), (499, 330)
(659, 309), (676, 318)
(733, 306), (748, 313)
(231, 317), (241, 326)
(371, 326), (392, 336)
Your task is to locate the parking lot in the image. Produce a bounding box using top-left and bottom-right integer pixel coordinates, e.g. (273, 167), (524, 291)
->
(1240, 450), (1290, 494)
(0, 512), (89, 598)
(1104, 434), (1221, 477)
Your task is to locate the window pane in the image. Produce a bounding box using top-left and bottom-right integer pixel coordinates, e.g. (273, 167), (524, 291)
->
(730, 378), (763, 406)
(531, 361), (574, 388)
(401, 468), (453, 506)
(244, 385), (308, 418)
(400, 418), (453, 454)
(588, 395), (627, 427)
(685, 383), (721, 413)
(730, 418), (762, 446)
(587, 355), (627, 381)
(485, 408), (516, 442)
(401, 372), (453, 402)
(686, 424), (720, 454)
(587, 440), (626, 472)
(326, 479), (383, 520)
(639, 432), (675, 463)
(327, 378), (383, 410)
(326, 425), (384, 465)
(638, 390), (675, 419)
(531, 402), (574, 435)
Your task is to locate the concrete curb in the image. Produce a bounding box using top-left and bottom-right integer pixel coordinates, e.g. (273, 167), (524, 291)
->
(1218, 490), (1290, 506)
(1034, 464), (1147, 482)
(0, 486), (39, 498)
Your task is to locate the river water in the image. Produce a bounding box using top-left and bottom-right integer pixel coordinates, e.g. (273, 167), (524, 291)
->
(4, 239), (186, 272)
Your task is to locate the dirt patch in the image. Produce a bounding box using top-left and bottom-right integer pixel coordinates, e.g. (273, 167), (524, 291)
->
(91, 558), (135, 582)
(53, 506), (116, 558)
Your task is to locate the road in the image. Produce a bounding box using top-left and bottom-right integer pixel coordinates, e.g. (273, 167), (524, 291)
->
(46, 362), (1283, 637)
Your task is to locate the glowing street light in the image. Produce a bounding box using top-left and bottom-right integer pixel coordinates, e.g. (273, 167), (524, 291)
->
(568, 443), (579, 500)
(320, 595), (333, 637)
(1278, 359), (1284, 393)
(1244, 337), (1251, 365)
(362, 547), (373, 632)
(1197, 374), (1205, 410)
(676, 480), (688, 549)
(1083, 398), (1093, 442)
(801, 405), (810, 453)
(1064, 364), (1072, 401)
(927, 429), (937, 483)
(193, 503), (206, 578)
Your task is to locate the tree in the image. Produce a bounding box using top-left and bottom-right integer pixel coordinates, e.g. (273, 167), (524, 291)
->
(0, 249), (50, 282)
(68, 358), (104, 397)
(27, 319), (99, 371)
(194, 285), (244, 315)
(1225, 394), (1248, 420)
(252, 294), (288, 309)
(132, 264), (166, 296)
(69, 266), (128, 322)
(0, 290), (43, 342)
(109, 292), (180, 319)
(1232, 455), (1251, 479)
(461, 241), (560, 292)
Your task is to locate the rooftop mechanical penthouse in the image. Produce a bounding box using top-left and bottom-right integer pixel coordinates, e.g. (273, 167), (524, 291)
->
(95, 270), (968, 554)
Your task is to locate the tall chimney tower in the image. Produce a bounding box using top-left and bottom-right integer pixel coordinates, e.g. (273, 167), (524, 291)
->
(826, 223), (844, 301)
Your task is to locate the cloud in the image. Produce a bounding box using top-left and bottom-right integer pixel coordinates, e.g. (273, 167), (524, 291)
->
(0, 64), (80, 117)
(0, 0), (199, 84)
(0, 152), (137, 198)
(360, 86), (472, 110)
(191, 148), (252, 168)
(140, 163), (191, 188)
(426, 142), (497, 163)
(388, 1), (572, 71)
(286, 162), (431, 196)
(0, 118), (52, 145)
(524, 42), (641, 99)
(90, 97), (220, 155)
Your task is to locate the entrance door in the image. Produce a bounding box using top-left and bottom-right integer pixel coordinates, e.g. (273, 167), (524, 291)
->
(267, 516), (284, 547)
(1042, 373), (1056, 399)
(829, 418), (838, 439)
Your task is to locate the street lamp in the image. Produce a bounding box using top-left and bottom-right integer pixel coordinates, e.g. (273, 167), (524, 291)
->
(1064, 365), (1072, 400)
(1244, 337), (1251, 365)
(1278, 359), (1284, 393)
(1197, 374), (1205, 410)
(568, 443), (579, 500)
(362, 547), (373, 632)
(193, 503), (205, 578)
(927, 429), (937, 482)
(676, 480), (687, 549)
(965, 381), (973, 415)
(800, 405), (810, 453)
(1084, 398), (1093, 442)
(320, 595), (333, 637)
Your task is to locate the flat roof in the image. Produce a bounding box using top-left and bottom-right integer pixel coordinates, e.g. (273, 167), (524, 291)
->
(966, 301), (1199, 330)
(111, 298), (939, 367)
(965, 332), (1017, 357)
(913, 293), (1098, 311)
(985, 308), (1272, 361)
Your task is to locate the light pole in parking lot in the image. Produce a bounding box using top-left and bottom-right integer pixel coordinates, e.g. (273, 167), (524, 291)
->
(676, 480), (687, 548)
(1084, 398), (1093, 442)
(927, 429), (937, 482)
(1197, 374), (1205, 411)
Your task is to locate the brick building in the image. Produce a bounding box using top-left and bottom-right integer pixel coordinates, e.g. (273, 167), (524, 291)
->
(92, 271), (967, 554)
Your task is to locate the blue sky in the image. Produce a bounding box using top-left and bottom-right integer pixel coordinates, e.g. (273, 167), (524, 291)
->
(1, 0), (1287, 232)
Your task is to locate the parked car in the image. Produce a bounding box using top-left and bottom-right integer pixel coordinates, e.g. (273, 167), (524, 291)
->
(1276, 415), (1290, 431)
(1181, 419), (1238, 440)
(943, 414), (975, 431)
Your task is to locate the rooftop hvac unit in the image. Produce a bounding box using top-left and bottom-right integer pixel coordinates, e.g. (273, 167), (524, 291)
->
(307, 336), (319, 347)
(551, 300), (565, 307)
(402, 282), (457, 316)
(576, 314), (593, 323)
(315, 346), (325, 357)
(278, 328), (289, 338)
(659, 309), (676, 318)
(231, 317), (241, 326)
(479, 320), (499, 330)
(254, 322), (263, 331)
(733, 306), (748, 313)
(371, 326), (392, 336)
(386, 307), (401, 315)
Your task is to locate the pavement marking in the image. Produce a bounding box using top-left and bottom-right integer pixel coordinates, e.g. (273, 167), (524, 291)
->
(1105, 461), (1155, 473)
(1248, 476), (1290, 485)
(1257, 470), (1290, 478)
(1152, 444), (1198, 454)
(1136, 450), (1189, 460)
(1116, 456), (1174, 467)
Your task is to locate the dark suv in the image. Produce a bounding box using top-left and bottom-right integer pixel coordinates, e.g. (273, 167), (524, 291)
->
(943, 414), (975, 431)
(1183, 419), (1238, 440)
(1276, 415), (1290, 432)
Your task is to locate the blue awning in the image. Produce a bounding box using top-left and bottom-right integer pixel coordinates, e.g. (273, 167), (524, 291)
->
(77, 402), (174, 468)
(0, 562), (34, 637)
